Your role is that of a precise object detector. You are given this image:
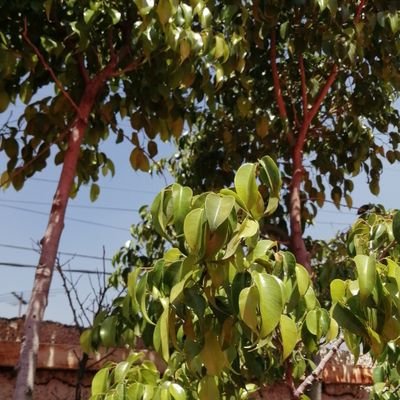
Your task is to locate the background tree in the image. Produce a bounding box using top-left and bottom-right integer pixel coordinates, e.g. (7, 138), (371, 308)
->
(0, 1), (238, 398)
(84, 1), (400, 399)
(167, 0), (400, 272)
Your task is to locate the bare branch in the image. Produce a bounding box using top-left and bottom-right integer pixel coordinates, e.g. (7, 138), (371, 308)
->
(22, 18), (82, 117)
(56, 260), (81, 329)
(293, 337), (344, 399)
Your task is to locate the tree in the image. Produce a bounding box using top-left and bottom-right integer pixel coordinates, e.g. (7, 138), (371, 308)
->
(87, 160), (400, 399)
(168, 0), (400, 272)
(0, 1), (236, 398)
(79, 1), (400, 399)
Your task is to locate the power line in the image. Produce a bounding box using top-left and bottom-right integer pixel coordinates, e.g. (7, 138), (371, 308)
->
(30, 177), (158, 194)
(0, 243), (113, 261)
(0, 198), (139, 213)
(0, 262), (111, 275)
(0, 204), (128, 232)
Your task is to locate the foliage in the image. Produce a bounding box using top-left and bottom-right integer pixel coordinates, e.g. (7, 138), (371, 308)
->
(84, 156), (400, 399)
(168, 0), (400, 238)
(0, 0), (240, 193)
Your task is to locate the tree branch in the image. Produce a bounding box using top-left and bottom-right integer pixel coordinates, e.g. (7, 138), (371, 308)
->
(270, 30), (288, 120)
(298, 53), (308, 119)
(305, 64), (338, 128)
(293, 337), (344, 399)
(289, 63), (338, 272)
(22, 18), (82, 118)
(354, 0), (366, 24)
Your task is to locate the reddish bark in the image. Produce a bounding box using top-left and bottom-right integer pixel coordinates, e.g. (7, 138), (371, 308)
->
(271, 27), (340, 273)
(13, 62), (116, 399)
(270, 31), (288, 120)
(355, 0), (366, 24)
(289, 64), (338, 272)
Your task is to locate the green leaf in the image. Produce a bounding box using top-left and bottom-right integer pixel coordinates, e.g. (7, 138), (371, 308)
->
(326, 318), (339, 342)
(127, 267), (142, 313)
(114, 361), (131, 383)
(84, 9), (96, 24)
(183, 208), (205, 254)
(280, 315), (298, 360)
(90, 183), (100, 202)
(393, 211), (400, 242)
(234, 163), (258, 210)
(108, 8), (121, 25)
(169, 383), (186, 400)
(134, 0), (155, 16)
(172, 184), (193, 234)
(199, 376), (219, 400)
(354, 254), (376, 303)
(99, 316), (117, 347)
(330, 279), (346, 303)
(239, 286), (259, 333)
(305, 309), (330, 340)
(205, 193), (235, 232)
(91, 367), (110, 395)
(80, 329), (93, 354)
(252, 272), (283, 337)
(259, 155), (281, 198)
(201, 330), (227, 375)
(153, 298), (170, 361)
(295, 264), (310, 296)
(332, 303), (367, 337)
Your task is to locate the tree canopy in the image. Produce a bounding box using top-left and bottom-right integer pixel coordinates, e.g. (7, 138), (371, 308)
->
(1, 0), (400, 399)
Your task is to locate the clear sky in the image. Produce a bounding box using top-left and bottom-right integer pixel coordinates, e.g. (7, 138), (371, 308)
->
(0, 98), (399, 325)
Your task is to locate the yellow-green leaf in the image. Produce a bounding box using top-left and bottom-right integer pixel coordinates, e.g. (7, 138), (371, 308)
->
(280, 315), (298, 360)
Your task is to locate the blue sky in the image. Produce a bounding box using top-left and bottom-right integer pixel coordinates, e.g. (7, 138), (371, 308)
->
(0, 99), (399, 324)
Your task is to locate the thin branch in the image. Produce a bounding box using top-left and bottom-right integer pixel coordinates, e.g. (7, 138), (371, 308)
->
(354, 0), (366, 24)
(293, 337), (344, 399)
(22, 18), (82, 118)
(110, 57), (145, 77)
(270, 30), (288, 120)
(57, 260), (81, 329)
(65, 269), (92, 326)
(298, 53), (308, 119)
(304, 64), (338, 129)
(379, 240), (396, 261)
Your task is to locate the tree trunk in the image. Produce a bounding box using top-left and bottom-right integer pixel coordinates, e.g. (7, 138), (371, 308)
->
(13, 84), (100, 400)
(289, 161), (311, 273)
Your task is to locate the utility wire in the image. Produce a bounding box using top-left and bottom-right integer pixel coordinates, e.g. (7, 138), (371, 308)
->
(30, 177), (159, 194)
(0, 204), (128, 232)
(0, 198), (139, 212)
(0, 262), (111, 275)
(0, 243), (113, 261)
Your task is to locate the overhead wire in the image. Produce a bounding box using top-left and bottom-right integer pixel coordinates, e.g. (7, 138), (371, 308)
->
(0, 204), (128, 231)
(30, 177), (159, 194)
(0, 243), (113, 261)
(0, 198), (139, 212)
(0, 262), (111, 275)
